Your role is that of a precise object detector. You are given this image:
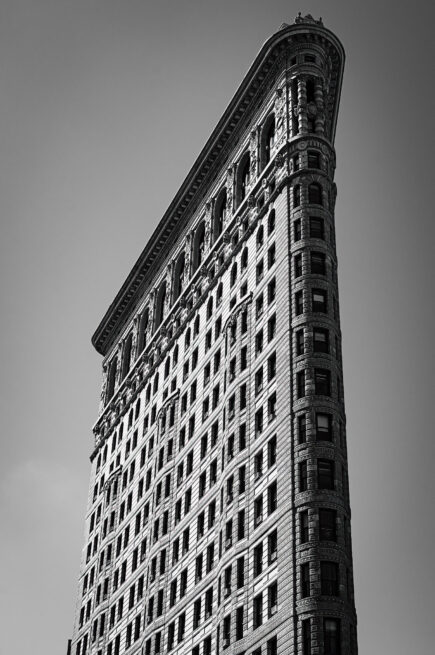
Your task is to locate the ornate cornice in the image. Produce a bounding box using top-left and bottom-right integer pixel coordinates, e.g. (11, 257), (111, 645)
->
(91, 20), (344, 357)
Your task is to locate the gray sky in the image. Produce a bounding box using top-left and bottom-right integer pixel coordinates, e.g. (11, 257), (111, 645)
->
(0, 1), (433, 653)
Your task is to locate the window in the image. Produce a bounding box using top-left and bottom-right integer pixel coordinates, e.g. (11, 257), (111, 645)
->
(301, 562), (310, 597)
(178, 612), (186, 643)
(195, 554), (203, 583)
(311, 251), (326, 275)
(298, 414), (307, 444)
(308, 182), (323, 205)
(294, 219), (301, 241)
(268, 243), (276, 268)
(206, 542), (214, 572)
(225, 519), (233, 548)
(316, 413), (332, 441)
(314, 368), (331, 396)
(253, 593), (263, 629)
(295, 290), (304, 316)
(224, 564), (232, 595)
(267, 480), (277, 514)
(313, 327), (329, 353)
(268, 529), (278, 564)
(268, 581), (278, 616)
(267, 636), (278, 655)
(255, 408), (263, 435)
(255, 330), (263, 355)
(300, 510), (309, 543)
(268, 393), (277, 422)
(296, 329), (304, 355)
(207, 297), (213, 320)
(268, 435), (277, 467)
(296, 370), (305, 399)
(262, 115), (275, 167)
(319, 508), (337, 541)
(299, 460), (308, 492)
(254, 542), (263, 577)
(230, 262), (238, 287)
(254, 495), (263, 527)
(214, 349), (221, 373)
(268, 209), (275, 235)
(312, 288), (327, 312)
(255, 367), (263, 395)
(268, 277), (276, 304)
(236, 606), (244, 641)
(205, 587), (213, 619)
(268, 314), (276, 341)
(223, 614), (231, 649)
(324, 618), (341, 655)
(321, 562), (339, 596)
(294, 253), (302, 277)
(256, 294), (264, 319)
(308, 150), (320, 168)
(193, 598), (201, 629)
(239, 424), (246, 451)
(236, 556), (245, 588)
(257, 225), (264, 250)
(310, 216), (324, 239)
(302, 619), (311, 655)
(318, 459), (334, 490)
(256, 260), (264, 284)
(238, 153), (251, 203)
(208, 500), (216, 528)
(293, 185), (300, 208)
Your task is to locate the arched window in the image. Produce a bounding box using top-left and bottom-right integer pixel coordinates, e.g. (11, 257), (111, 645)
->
(257, 225), (264, 250)
(173, 252), (186, 302)
(106, 356), (118, 403)
(237, 153), (251, 204)
(121, 333), (133, 380)
(207, 297), (213, 320)
(194, 315), (200, 336)
(214, 190), (227, 241)
(217, 282), (223, 306)
(241, 247), (248, 270)
(154, 281), (166, 331)
(261, 114), (275, 168)
(173, 344), (179, 366)
(192, 221), (206, 272)
(230, 262), (238, 287)
(308, 183), (323, 206)
(137, 308), (149, 353)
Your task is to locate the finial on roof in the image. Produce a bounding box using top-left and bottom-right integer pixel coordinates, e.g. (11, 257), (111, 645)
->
(294, 13), (324, 25)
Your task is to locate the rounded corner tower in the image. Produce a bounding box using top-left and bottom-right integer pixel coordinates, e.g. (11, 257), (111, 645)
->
(71, 14), (357, 655)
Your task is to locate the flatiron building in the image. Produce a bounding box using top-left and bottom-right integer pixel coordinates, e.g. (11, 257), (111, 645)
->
(71, 14), (358, 655)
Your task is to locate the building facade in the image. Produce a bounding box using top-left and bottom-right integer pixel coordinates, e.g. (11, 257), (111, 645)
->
(71, 14), (357, 655)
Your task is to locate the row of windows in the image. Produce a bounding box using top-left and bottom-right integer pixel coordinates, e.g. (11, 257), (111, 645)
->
(76, 619), (350, 655)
